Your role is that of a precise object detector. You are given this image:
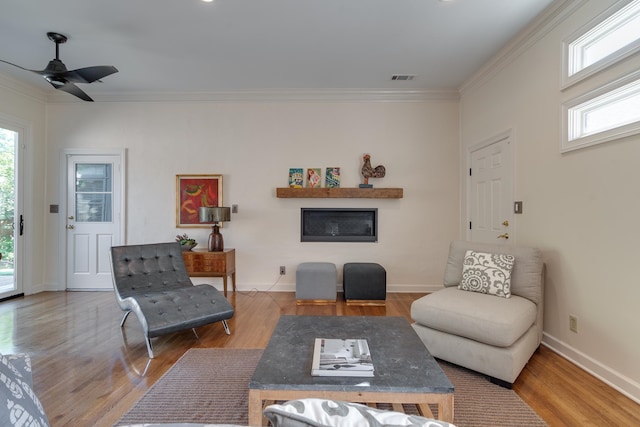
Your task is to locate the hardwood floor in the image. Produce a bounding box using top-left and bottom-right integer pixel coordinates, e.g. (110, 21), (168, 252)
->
(0, 291), (638, 426)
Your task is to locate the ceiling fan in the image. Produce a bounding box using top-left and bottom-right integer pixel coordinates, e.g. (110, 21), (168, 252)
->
(0, 32), (118, 102)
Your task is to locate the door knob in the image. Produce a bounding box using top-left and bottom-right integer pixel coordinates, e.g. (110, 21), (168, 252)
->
(68, 216), (74, 220)
(497, 233), (509, 239)
(502, 220), (509, 227)
(66, 225), (75, 229)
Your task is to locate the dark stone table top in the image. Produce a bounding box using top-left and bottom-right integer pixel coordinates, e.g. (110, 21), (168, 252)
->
(249, 315), (453, 394)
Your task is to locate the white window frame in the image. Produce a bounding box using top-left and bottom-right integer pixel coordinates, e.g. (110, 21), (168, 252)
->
(562, 69), (640, 152)
(562, 0), (640, 89)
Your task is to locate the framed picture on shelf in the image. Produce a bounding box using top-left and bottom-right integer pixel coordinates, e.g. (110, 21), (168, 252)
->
(289, 168), (304, 188)
(325, 167), (341, 188)
(306, 168), (322, 188)
(176, 174), (223, 227)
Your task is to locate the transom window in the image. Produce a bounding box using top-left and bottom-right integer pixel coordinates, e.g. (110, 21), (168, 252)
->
(561, 0), (640, 152)
(563, 71), (640, 152)
(563, 0), (640, 87)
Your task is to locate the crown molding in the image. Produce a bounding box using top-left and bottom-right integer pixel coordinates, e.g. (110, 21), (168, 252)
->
(459, 0), (588, 94)
(47, 88), (460, 104)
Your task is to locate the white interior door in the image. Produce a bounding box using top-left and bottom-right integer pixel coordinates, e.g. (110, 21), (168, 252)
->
(468, 132), (514, 244)
(65, 152), (124, 290)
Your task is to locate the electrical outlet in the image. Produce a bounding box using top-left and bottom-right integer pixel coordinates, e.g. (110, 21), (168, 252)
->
(279, 266), (286, 275)
(569, 315), (578, 333)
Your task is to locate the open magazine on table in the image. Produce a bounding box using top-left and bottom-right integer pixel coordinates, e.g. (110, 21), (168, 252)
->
(311, 338), (374, 377)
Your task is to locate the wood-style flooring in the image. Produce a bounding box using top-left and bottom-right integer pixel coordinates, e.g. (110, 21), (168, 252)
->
(0, 291), (638, 426)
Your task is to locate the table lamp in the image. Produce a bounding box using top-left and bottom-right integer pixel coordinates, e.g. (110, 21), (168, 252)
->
(199, 206), (231, 252)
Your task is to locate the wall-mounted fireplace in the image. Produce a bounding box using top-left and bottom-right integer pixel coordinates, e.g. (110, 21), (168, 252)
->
(301, 208), (378, 242)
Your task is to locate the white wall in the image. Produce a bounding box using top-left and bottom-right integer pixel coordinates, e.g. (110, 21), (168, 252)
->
(43, 98), (460, 293)
(0, 77), (47, 295)
(460, 0), (640, 401)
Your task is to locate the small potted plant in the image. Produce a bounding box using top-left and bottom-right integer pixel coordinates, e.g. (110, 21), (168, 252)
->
(176, 233), (197, 251)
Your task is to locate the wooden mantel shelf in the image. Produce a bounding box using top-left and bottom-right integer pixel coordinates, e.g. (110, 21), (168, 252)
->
(276, 187), (403, 199)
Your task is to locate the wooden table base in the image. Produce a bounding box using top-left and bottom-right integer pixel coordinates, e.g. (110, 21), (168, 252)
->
(248, 389), (454, 426)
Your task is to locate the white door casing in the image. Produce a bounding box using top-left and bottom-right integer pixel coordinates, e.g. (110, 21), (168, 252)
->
(62, 149), (125, 290)
(467, 130), (514, 244)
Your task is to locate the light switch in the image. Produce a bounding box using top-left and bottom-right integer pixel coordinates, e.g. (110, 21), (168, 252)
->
(514, 201), (523, 214)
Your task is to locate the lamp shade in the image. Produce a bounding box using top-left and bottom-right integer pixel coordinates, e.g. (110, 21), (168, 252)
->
(199, 206), (231, 223)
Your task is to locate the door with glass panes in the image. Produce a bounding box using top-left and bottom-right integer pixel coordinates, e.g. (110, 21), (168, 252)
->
(66, 154), (122, 289)
(0, 124), (22, 299)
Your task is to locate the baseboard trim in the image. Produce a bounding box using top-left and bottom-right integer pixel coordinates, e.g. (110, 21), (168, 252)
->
(220, 282), (441, 294)
(387, 284), (442, 293)
(542, 333), (640, 404)
(0, 293), (24, 303)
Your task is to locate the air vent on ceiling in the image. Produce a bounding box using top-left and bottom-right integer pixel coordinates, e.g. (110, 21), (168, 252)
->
(391, 74), (416, 81)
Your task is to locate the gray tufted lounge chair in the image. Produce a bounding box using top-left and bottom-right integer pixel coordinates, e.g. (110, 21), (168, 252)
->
(110, 242), (235, 358)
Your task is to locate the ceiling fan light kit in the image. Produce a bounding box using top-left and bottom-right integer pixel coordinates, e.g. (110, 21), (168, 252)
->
(0, 32), (118, 102)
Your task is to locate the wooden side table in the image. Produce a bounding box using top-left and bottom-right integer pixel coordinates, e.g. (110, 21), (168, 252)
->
(182, 248), (236, 297)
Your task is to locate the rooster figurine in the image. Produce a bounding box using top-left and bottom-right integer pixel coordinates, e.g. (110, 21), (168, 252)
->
(360, 153), (386, 187)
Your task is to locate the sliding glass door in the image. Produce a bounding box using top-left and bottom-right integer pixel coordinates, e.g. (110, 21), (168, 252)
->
(0, 125), (21, 299)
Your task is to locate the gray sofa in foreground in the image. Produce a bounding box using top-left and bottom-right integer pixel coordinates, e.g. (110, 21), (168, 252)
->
(411, 240), (544, 386)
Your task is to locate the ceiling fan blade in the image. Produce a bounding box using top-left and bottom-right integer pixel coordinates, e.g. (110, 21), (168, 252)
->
(2, 58), (70, 79)
(49, 80), (94, 102)
(62, 65), (118, 84)
(1, 58), (72, 85)
(0, 59), (32, 72)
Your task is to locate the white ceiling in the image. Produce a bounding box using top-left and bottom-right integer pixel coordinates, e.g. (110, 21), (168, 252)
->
(0, 0), (555, 101)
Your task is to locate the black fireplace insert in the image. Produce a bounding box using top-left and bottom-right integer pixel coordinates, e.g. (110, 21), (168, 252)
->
(301, 208), (378, 242)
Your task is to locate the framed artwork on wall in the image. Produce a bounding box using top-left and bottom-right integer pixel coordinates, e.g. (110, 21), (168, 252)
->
(176, 174), (223, 227)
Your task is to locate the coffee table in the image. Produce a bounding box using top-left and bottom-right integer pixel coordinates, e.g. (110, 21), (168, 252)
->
(248, 315), (454, 426)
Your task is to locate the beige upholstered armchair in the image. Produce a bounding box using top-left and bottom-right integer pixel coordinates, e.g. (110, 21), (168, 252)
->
(411, 240), (544, 387)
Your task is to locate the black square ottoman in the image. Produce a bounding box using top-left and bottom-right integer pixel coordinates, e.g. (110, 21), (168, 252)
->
(343, 262), (386, 306)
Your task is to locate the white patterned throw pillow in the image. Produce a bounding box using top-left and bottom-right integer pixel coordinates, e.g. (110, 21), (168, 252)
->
(0, 354), (50, 427)
(459, 250), (515, 298)
(264, 398), (455, 427)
